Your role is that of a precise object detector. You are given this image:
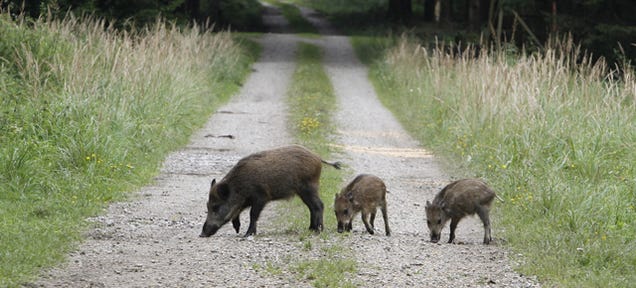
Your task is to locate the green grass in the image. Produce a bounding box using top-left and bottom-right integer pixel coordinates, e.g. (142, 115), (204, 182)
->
(268, 0), (319, 35)
(267, 42), (357, 287)
(354, 34), (636, 287)
(0, 14), (258, 287)
(292, 245), (357, 288)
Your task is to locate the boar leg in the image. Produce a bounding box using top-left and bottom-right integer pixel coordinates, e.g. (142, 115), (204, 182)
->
(369, 211), (376, 230)
(477, 206), (492, 244)
(381, 205), (391, 236)
(361, 213), (375, 234)
(232, 216), (241, 234)
(298, 185), (324, 232)
(244, 202), (266, 237)
(448, 217), (461, 243)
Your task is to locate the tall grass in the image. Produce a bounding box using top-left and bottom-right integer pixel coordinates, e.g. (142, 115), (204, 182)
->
(364, 35), (636, 286)
(0, 14), (257, 287)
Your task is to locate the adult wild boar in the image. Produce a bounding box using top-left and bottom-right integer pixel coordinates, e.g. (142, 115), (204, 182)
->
(200, 145), (341, 237)
(425, 179), (496, 244)
(334, 174), (391, 236)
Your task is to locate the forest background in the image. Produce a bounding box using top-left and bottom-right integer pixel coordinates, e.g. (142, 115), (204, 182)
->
(2, 0), (635, 65)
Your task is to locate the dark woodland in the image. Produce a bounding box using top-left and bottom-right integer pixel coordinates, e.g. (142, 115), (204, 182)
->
(2, 0), (635, 64)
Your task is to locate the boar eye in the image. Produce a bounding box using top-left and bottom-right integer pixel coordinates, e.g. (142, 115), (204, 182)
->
(437, 219), (442, 225)
(211, 205), (220, 213)
(427, 220), (430, 225)
(343, 209), (349, 215)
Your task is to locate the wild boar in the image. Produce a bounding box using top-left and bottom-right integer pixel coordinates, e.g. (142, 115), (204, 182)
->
(334, 174), (391, 236)
(425, 179), (496, 244)
(200, 145), (341, 237)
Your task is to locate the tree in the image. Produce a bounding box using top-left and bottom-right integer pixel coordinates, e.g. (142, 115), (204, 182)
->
(185, 0), (201, 21)
(387, 0), (412, 22)
(424, 0), (435, 21)
(467, 0), (480, 31)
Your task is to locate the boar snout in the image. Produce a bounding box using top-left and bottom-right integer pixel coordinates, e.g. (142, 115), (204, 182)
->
(199, 222), (220, 237)
(337, 222), (345, 233)
(429, 232), (441, 243)
(336, 221), (352, 233)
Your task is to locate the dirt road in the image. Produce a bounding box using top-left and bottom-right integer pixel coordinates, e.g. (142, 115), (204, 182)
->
(30, 5), (539, 288)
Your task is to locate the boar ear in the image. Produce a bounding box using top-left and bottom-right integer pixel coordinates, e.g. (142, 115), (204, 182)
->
(425, 200), (431, 207)
(210, 179), (216, 188)
(217, 183), (230, 200)
(439, 201), (452, 214)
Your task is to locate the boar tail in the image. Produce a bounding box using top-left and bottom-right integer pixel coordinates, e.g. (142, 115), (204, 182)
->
(321, 160), (342, 170)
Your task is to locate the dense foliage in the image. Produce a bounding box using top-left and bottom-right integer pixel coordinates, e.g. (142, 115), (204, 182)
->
(2, 0), (634, 63)
(498, 0), (636, 65)
(1, 0), (263, 30)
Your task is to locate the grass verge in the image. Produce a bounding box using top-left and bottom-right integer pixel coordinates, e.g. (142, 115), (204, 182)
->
(0, 15), (259, 287)
(270, 42), (357, 287)
(355, 35), (636, 287)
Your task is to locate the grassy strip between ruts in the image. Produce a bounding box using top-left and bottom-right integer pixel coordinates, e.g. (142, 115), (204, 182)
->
(352, 35), (636, 287)
(258, 42), (357, 287)
(0, 15), (259, 287)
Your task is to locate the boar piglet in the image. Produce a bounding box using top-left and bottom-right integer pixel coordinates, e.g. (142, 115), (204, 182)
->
(425, 179), (496, 244)
(334, 174), (391, 236)
(200, 145), (341, 237)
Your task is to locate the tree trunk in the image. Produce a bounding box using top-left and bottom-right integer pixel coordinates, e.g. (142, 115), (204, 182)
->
(551, 0), (557, 33)
(23, 0), (41, 18)
(387, 0), (412, 22)
(441, 0), (451, 23)
(424, 0), (435, 21)
(468, 0), (481, 31)
(185, 0), (200, 21)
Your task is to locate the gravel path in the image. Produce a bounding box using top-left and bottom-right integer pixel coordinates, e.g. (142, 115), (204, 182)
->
(300, 8), (540, 288)
(29, 5), (539, 288)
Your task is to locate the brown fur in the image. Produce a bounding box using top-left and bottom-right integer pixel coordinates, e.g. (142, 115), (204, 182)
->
(425, 179), (496, 244)
(200, 145), (341, 237)
(334, 174), (391, 236)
